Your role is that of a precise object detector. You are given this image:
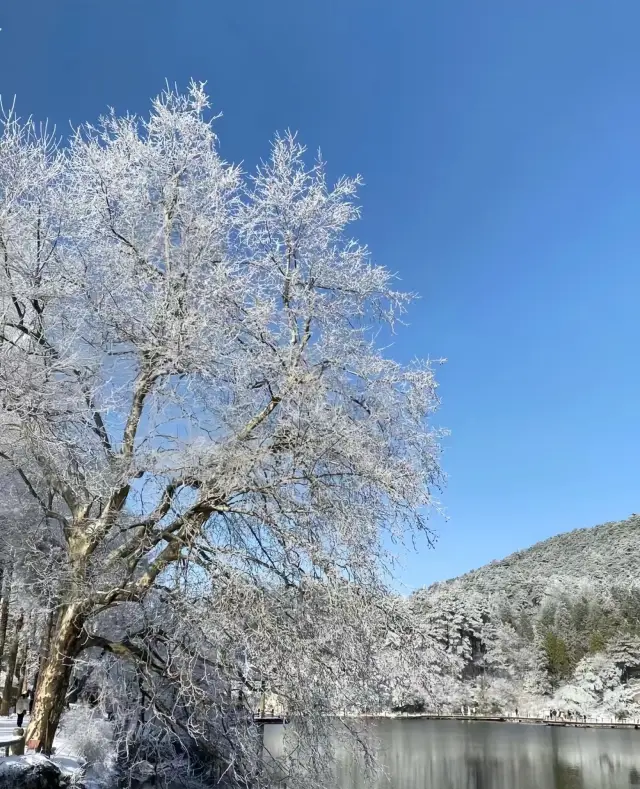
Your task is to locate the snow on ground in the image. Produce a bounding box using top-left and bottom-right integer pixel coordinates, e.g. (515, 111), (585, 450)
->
(55, 705), (115, 773)
(0, 754), (44, 769)
(0, 707), (116, 787)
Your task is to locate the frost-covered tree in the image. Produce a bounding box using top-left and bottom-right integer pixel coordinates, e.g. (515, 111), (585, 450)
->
(606, 634), (640, 681)
(555, 654), (635, 719)
(372, 597), (454, 712)
(0, 83), (443, 780)
(412, 585), (486, 670)
(482, 621), (522, 678)
(573, 653), (621, 699)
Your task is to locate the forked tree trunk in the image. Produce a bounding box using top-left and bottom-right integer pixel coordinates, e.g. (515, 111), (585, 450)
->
(0, 610), (24, 715)
(0, 563), (13, 666)
(26, 603), (85, 755)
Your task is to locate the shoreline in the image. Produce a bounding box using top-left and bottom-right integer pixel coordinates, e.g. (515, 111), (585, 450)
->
(255, 712), (640, 730)
(361, 713), (640, 730)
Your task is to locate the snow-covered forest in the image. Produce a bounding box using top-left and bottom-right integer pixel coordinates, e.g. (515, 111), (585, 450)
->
(399, 515), (640, 721)
(0, 84), (444, 788)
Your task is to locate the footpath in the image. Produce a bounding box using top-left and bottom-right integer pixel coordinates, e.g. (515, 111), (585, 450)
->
(383, 712), (640, 730)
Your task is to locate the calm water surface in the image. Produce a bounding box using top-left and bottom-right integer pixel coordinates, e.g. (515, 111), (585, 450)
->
(268, 719), (640, 789)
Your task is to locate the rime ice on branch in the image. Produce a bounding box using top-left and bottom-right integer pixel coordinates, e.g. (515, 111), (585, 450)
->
(0, 83), (444, 786)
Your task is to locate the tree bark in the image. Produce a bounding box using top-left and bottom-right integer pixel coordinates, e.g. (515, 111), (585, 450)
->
(34, 608), (56, 702)
(0, 563), (13, 667)
(26, 603), (85, 754)
(0, 610), (24, 715)
(16, 613), (34, 695)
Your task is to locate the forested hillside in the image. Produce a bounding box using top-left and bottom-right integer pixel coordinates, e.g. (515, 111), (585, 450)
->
(403, 515), (640, 717)
(438, 514), (640, 600)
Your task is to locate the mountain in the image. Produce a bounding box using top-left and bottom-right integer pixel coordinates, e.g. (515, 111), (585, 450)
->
(428, 513), (640, 602)
(404, 514), (640, 718)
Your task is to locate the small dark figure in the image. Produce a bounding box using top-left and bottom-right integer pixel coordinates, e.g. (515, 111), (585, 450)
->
(15, 693), (29, 727)
(515, 707), (519, 717)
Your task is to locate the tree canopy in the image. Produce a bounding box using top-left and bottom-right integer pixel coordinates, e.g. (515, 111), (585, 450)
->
(0, 83), (444, 786)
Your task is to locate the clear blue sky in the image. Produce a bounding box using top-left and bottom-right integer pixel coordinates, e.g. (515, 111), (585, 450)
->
(2, 1), (639, 589)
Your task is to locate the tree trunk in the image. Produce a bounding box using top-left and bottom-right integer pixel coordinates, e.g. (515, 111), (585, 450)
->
(0, 610), (24, 715)
(26, 603), (85, 755)
(25, 613), (39, 691)
(34, 608), (56, 702)
(0, 563), (13, 667)
(16, 613), (34, 695)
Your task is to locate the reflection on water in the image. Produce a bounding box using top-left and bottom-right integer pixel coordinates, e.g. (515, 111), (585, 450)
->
(266, 719), (640, 789)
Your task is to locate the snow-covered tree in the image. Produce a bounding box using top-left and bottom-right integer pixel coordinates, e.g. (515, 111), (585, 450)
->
(412, 585), (486, 670)
(573, 653), (621, 700)
(606, 634), (640, 681)
(0, 83), (444, 784)
(372, 597), (450, 713)
(482, 621), (522, 678)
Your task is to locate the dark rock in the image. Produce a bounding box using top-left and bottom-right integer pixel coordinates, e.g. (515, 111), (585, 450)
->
(0, 755), (68, 788)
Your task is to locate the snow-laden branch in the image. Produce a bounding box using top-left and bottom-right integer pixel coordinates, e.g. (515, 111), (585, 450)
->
(0, 82), (445, 783)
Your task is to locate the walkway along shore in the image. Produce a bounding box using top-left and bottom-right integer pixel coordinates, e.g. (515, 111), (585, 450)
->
(254, 711), (640, 730)
(366, 713), (640, 730)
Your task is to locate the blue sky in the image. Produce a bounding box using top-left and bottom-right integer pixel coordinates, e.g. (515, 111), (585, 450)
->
(2, 1), (640, 589)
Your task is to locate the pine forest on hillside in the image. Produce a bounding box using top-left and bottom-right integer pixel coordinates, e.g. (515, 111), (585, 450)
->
(401, 514), (640, 720)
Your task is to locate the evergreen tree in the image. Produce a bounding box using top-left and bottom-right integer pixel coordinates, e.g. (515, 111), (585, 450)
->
(543, 631), (572, 685)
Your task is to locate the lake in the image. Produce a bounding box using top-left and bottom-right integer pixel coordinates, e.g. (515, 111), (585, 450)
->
(267, 718), (640, 789)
